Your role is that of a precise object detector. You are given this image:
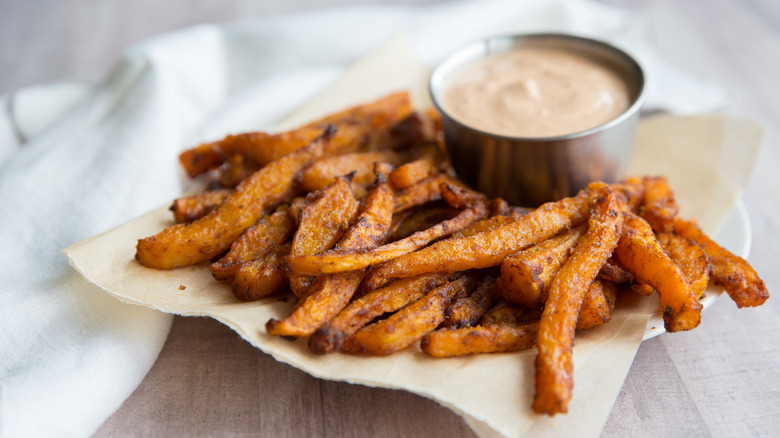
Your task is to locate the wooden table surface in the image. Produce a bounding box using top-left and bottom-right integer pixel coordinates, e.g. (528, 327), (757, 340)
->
(4, 1), (779, 437)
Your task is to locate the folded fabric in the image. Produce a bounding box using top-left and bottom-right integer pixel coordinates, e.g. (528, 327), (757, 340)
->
(0, 1), (725, 437)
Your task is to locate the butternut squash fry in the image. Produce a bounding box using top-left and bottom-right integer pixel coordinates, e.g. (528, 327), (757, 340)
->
(533, 184), (624, 415)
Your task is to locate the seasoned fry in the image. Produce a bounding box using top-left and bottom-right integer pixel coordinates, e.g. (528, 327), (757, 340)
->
(342, 274), (477, 356)
(232, 243), (291, 301)
(136, 126), (338, 270)
(287, 184), (487, 275)
(393, 174), (453, 212)
(640, 176), (679, 233)
(444, 274), (499, 327)
(534, 184), (624, 415)
(300, 149), (408, 193)
(388, 148), (441, 190)
(439, 182), (488, 210)
(454, 215), (517, 238)
(308, 273), (451, 354)
(631, 283), (655, 296)
(364, 187), (592, 291)
(490, 198), (511, 217)
(489, 199), (530, 218)
(598, 259), (633, 284)
(286, 197), (308, 225)
(674, 218), (769, 307)
(614, 177), (645, 212)
(481, 301), (527, 325)
(421, 321), (539, 357)
(614, 213), (702, 332)
(178, 92), (413, 178)
(628, 233), (709, 298)
(266, 170), (395, 337)
(387, 207), (458, 241)
(657, 232), (709, 299)
(500, 226), (586, 308)
(288, 177), (359, 297)
(170, 189), (231, 224)
(576, 280), (618, 330)
(210, 211), (295, 281)
(178, 142), (231, 179)
(217, 153), (261, 188)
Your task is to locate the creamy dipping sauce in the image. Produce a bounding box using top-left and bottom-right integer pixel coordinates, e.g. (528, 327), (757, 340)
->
(440, 46), (632, 138)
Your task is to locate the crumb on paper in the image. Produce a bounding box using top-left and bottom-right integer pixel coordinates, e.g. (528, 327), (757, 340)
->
(179, 285), (186, 290)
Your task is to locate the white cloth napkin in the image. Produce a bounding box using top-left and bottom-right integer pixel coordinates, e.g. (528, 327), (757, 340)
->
(0, 1), (725, 437)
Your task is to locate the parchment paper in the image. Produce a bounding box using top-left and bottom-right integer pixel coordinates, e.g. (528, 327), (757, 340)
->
(64, 37), (763, 438)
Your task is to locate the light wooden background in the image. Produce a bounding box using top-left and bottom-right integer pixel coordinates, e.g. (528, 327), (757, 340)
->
(3, 1), (778, 437)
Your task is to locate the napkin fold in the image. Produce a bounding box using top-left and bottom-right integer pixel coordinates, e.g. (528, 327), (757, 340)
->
(0, 1), (727, 437)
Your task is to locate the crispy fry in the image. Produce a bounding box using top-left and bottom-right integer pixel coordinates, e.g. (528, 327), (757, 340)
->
(286, 197), (308, 225)
(444, 274), (500, 327)
(288, 177), (359, 297)
(217, 153), (261, 188)
(639, 176), (679, 233)
(387, 207), (458, 241)
(614, 177), (645, 213)
(439, 182), (488, 210)
(614, 213), (702, 332)
(382, 112), (428, 149)
(576, 280), (618, 330)
(500, 226), (586, 308)
(628, 233), (710, 299)
(631, 283), (655, 296)
(209, 211), (295, 281)
(674, 218), (769, 307)
(170, 189), (231, 224)
(490, 198), (511, 217)
(481, 301), (527, 325)
(364, 188), (592, 291)
(300, 149), (408, 193)
(393, 174), (454, 212)
(454, 215), (517, 238)
(388, 147), (441, 190)
(136, 126), (338, 270)
(657, 232), (709, 299)
(232, 243), (291, 301)
(421, 321), (539, 357)
(178, 143), (230, 179)
(598, 259), (633, 284)
(287, 184), (488, 275)
(341, 274), (477, 356)
(308, 273), (451, 354)
(534, 184), (624, 415)
(488, 199), (530, 218)
(268, 271), (365, 336)
(178, 92), (412, 178)
(266, 170), (395, 337)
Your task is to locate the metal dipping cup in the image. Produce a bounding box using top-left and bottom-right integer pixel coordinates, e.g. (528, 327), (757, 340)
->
(429, 34), (646, 207)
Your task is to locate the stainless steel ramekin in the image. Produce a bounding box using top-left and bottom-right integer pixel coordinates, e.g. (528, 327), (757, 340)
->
(429, 33), (646, 206)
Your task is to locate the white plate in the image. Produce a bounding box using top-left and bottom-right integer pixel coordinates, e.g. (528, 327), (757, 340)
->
(642, 199), (751, 340)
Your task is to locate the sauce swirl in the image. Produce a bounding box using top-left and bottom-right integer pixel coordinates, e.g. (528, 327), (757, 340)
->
(441, 46), (632, 138)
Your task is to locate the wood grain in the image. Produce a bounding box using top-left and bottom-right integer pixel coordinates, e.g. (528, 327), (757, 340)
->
(3, 0), (778, 437)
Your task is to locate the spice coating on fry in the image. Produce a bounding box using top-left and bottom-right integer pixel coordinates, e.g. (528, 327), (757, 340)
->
(266, 169), (395, 337)
(674, 218), (769, 307)
(614, 213), (702, 332)
(136, 127), (338, 269)
(288, 177), (359, 297)
(533, 184), (624, 415)
(364, 188), (591, 290)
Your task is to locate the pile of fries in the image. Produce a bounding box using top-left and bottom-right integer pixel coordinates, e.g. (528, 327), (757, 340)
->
(135, 92), (769, 415)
